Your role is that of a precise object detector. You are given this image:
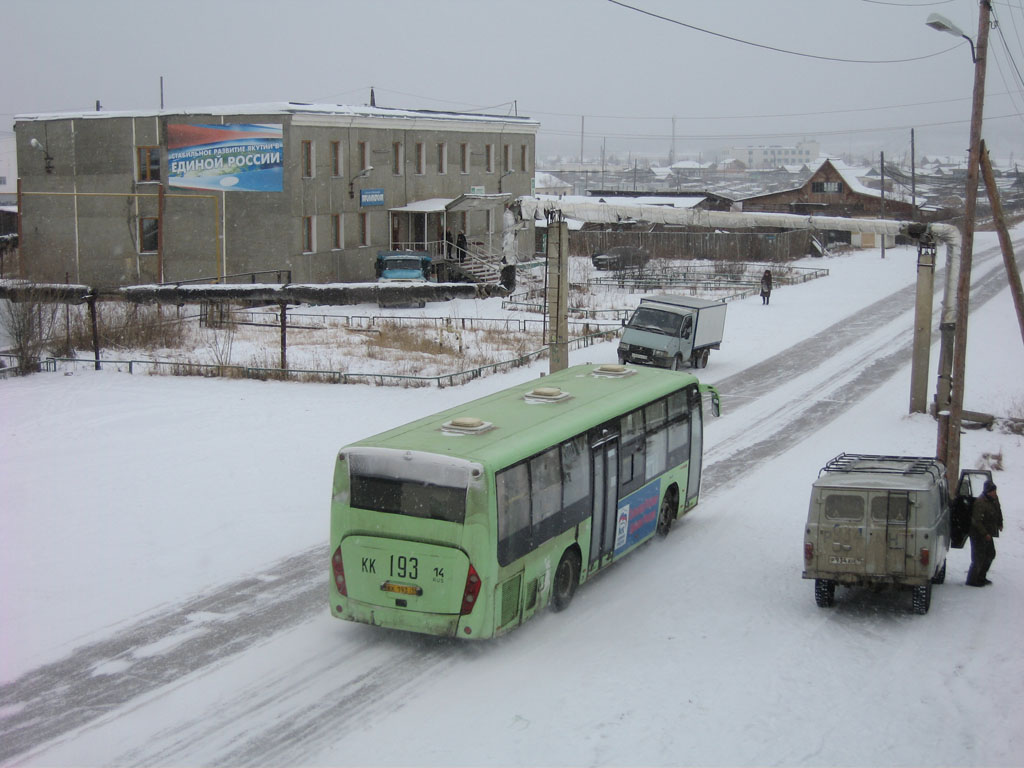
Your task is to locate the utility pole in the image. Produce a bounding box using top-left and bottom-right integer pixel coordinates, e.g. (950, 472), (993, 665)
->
(880, 151), (886, 259)
(980, 139), (1024, 347)
(546, 212), (570, 373)
(942, 0), (991, 488)
(911, 128), (918, 220)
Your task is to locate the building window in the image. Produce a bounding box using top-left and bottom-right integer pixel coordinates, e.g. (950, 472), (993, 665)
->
(415, 142), (425, 175)
(331, 141), (341, 177)
(139, 217), (159, 252)
(437, 142), (447, 174)
(302, 216), (314, 253)
(392, 142), (403, 176)
(520, 144), (527, 173)
(812, 181), (843, 193)
(360, 212), (370, 246)
(460, 143), (469, 174)
(301, 141), (313, 178)
(359, 141), (370, 171)
(137, 146), (160, 182)
(486, 144), (494, 173)
(503, 144), (511, 174)
(332, 214), (343, 250)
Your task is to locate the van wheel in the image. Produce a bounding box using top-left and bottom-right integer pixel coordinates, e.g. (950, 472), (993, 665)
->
(551, 549), (581, 612)
(931, 561), (947, 585)
(657, 489), (678, 536)
(912, 583), (932, 614)
(814, 579), (836, 607)
(671, 355), (683, 371)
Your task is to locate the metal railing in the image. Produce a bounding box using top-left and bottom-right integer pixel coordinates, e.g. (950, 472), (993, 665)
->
(34, 328), (619, 388)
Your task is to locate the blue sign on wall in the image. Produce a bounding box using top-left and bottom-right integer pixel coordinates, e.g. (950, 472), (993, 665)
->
(360, 188), (385, 207)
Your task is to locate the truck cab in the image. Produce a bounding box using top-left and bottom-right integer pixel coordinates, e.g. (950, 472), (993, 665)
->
(375, 250), (432, 308)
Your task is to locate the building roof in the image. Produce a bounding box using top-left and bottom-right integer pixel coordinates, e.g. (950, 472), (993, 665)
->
(15, 101), (540, 131)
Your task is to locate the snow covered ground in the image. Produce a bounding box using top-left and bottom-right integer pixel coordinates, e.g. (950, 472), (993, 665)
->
(2, 229), (1023, 766)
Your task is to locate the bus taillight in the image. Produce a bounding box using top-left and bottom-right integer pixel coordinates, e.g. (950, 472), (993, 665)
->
(460, 564), (481, 615)
(332, 546), (347, 596)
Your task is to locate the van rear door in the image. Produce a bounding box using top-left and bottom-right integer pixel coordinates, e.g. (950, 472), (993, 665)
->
(867, 491), (909, 576)
(815, 491), (868, 574)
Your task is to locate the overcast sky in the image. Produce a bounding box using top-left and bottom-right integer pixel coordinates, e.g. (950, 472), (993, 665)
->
(4, 0), (1024, 167)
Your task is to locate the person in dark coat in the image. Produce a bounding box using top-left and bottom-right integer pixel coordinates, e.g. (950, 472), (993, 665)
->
(966, 480), (1003, 586)
(456, 231), (468, 263)
(760, 270), (773, 305)
(445, 229), (453, 259)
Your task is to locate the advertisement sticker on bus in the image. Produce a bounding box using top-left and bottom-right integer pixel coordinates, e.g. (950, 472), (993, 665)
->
(614, 482), (661, 555)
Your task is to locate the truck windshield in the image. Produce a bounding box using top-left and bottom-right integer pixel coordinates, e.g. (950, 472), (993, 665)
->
(628, 307), (683, 335)
(382, 258), (423, 271)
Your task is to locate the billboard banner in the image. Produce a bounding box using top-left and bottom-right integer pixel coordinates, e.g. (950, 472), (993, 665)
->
(167, 123), (283, 192)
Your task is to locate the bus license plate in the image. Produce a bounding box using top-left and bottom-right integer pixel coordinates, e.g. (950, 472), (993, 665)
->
(381, 582), (422, 596)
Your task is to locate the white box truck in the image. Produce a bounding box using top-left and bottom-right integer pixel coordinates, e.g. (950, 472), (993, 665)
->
(617, 295), (727, 370)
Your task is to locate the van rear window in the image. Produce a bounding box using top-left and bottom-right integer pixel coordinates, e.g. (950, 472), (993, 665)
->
(351, 475), (466, 523)
(824, 494), (864, 520)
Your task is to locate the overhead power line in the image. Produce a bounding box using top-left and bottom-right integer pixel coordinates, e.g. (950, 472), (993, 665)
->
(606, 0), (965, 63)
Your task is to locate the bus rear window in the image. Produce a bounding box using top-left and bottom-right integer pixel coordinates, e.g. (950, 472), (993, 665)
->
(351, 474), (466, 523)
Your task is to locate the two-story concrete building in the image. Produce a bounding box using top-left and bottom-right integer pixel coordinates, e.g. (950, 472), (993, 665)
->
(15, 102), (538, 286)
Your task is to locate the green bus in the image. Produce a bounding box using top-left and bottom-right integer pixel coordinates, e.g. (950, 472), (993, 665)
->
(330, 363), (720, 639)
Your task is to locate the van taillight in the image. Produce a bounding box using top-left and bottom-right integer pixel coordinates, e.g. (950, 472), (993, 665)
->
(460, 564), (481, 615)
(920, 548), (930, 566)
(804, 542), (814, 561)
(332, 546), (347, 596)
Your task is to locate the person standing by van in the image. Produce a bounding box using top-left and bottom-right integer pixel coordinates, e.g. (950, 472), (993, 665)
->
(967, 481), (1003, 586)
(760, 270), (773, 305)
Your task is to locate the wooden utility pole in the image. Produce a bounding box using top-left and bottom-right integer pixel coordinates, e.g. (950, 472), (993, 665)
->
(980, 139), (1024, 347)
(546, 214), (570, 373)
(942, 0), (991, 489)
(880, 151), (886, 259)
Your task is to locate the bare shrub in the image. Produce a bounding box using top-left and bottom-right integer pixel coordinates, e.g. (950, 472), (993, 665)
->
(69, 301), (186, 351)
(0, 293), (60, 374)
(979, 450), (1005, 471)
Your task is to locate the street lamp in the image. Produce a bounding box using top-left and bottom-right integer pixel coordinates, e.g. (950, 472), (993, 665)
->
(925, 12), (977, 62)
(29, 137), (54, 174)
(499, 169), (514, 193)
(925, 2), (991, 488)
(348, 166), (374, 198)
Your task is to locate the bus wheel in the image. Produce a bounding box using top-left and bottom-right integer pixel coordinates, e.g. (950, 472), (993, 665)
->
(551, 549), (581, 612)
(657, 489), (678, 536)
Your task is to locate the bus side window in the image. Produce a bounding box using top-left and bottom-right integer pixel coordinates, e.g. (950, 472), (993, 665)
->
(619, 409), (646, 495)
(667, 390), (690, 467)
(645, 400), (668, 478)
(496, 463), (532, 565)
(561, 434), (590, 524)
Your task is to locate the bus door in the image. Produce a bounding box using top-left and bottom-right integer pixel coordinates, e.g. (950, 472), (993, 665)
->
(589, 437), (619, 572)
(685, 387), (704, 510)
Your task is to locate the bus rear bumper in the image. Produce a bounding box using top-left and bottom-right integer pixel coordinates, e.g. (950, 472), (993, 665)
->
(333, 600), (466, 638)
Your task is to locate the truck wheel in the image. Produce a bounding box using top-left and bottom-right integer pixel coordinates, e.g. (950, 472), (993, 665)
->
(814, 579), (836, 607)
(671, 355), (683, 371)
(699, 349), (710, 368)
(912, 583), (932, 614)
(551, 549), (581, 612)
(931, 560), (947, 585)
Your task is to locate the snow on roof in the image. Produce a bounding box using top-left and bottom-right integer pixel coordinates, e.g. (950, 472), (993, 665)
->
(389, 198), (453, 213)
(536, 194), (705, 209)
(14, 101), (540, 130)
(534, 172), (571, 188)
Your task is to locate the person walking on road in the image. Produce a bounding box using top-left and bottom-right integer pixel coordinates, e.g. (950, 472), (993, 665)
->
(760, 270), (773, 305)
(967, 480), (1003, 586)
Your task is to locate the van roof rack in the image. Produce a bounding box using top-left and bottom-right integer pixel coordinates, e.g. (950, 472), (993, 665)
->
(819, 453), (943, 481)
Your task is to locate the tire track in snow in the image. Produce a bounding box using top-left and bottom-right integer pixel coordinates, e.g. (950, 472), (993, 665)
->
(0, 239), (1018, 764)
